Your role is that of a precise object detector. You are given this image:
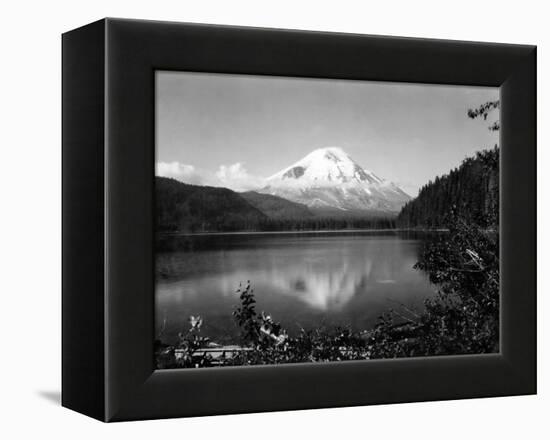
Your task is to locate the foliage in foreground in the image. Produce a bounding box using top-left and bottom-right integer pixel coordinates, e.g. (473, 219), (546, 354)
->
(368, 215), (499, 358)
(155, 215), (499, 368)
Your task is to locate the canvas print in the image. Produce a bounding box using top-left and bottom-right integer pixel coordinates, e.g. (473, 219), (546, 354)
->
(154, 72), (500, 369)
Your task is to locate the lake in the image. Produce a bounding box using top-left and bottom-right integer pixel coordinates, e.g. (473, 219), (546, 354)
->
(155, 231), (437, 345)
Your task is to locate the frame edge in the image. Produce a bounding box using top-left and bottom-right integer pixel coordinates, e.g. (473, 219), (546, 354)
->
(62, 19), (108, 421)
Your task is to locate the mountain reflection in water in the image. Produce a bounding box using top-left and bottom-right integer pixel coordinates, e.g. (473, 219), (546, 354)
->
(156, 232), (436, 345)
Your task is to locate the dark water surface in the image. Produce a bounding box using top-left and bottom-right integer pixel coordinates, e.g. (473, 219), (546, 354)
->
(156, 231), (437, 345)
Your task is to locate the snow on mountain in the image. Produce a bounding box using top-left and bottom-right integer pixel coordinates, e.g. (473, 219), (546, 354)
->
(257, 147), (411, 213)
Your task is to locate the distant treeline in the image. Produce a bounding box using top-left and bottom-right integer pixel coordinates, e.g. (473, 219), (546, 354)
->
(396, 147), (499, 229)
(156, 177), (396, 233)
(247, 216), (396, 231)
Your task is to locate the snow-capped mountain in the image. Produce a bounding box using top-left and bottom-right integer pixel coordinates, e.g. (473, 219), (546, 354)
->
(257, 147), (411, 213)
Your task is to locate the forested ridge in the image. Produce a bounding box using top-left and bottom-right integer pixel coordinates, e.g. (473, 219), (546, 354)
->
(156, 177), (268, 233)
(396, 146), (499, 229)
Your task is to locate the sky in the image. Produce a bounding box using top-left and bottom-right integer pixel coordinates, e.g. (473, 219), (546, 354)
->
(156, 71), (499, 196)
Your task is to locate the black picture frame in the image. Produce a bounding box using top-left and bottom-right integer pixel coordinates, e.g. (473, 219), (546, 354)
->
(62, 18), (536, 422)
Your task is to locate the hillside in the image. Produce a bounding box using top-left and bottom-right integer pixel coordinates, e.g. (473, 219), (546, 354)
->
(156, 176), (398, 233)
(396, 147), (499, 228)
(240, 191), (314, 219)
(156, 177), (267, 232)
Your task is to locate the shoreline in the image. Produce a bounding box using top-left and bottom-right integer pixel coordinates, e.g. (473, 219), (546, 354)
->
(158, 228), (450, 237)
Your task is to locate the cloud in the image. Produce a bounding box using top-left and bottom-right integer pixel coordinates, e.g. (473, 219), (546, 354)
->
(156, 161), (265, 191)
(215, 162), (265, 191)
(156, 162), (205, 185)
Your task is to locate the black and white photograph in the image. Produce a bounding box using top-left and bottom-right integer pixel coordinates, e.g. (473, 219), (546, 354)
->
(2, 0), (543, 434)
(154, 72), (500, 369)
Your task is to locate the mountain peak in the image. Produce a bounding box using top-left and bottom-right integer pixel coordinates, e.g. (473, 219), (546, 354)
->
(260, 147), (411, 213)
(307, 146), (348, 158)
(267, 147), (382, 186)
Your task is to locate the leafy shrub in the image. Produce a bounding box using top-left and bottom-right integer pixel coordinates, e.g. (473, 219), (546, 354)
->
(228, 281), (370, 365)
(368, 215), (499, 358)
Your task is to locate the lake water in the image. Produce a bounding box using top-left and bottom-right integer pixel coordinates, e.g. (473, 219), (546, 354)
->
(155, 231), (437, 345)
